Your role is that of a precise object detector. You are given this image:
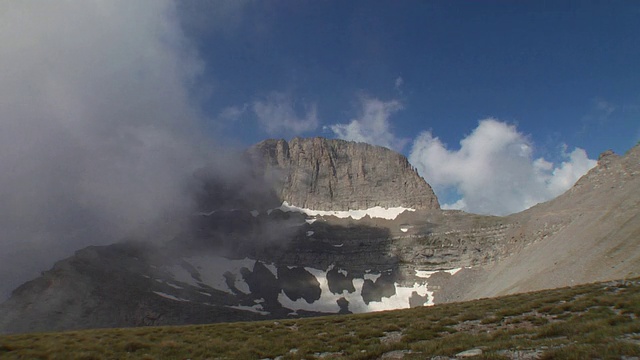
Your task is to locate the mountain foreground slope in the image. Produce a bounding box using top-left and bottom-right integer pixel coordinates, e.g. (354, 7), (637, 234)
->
(0, 139), (638, 334)
(1, 277), (639, 359)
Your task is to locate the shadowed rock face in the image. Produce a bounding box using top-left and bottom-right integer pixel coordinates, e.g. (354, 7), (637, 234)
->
(277, 267), (321, 303)
(0, 219), (406, 334)
(248, 137), (440, 211)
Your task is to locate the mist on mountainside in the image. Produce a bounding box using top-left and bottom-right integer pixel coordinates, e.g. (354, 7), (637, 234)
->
(0, 1), (254, 300)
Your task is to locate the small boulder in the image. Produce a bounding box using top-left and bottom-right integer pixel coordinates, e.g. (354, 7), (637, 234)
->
(455, 348), (483, 358)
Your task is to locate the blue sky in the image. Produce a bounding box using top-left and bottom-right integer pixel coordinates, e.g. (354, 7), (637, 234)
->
(175, 0), (639, 213)
(180, 1), (639, 157)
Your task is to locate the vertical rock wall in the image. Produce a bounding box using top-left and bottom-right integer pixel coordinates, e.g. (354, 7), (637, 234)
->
(248, 137), (440, 211)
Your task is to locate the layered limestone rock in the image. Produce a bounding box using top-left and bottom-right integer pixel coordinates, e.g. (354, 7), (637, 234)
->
(248, 137), (440, 211)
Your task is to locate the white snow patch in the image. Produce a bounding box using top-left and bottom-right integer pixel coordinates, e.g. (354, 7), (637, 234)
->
(366, 283), (431, 311)
(277, 267), (341, 313)
(305, 218), (317, 224)
(196, 210), (217, 216)
(198, 291), (212, 297)
(364, 273), (381, 282)
(228, 304), (270, 315)
(164, 256), (255, 294)
(153, 291), (189, 302)
(306, 231), (314, 237)
(414, 270), (438, 279)
(338, 269), (348, 276)
(443, 268), (462, 276)
(343, 279), (432, 313)
(263, 263), (278, 276)
(277, 201), (415, 220)
(332, 243), (344, 248)
(250, 210), (259, 217)
(165, 282), (183, 290)
(234, 277), (251, 294)
(425, 289), (436, 306)
(277, 266), (433, 314)
(415, 268), (463, 279)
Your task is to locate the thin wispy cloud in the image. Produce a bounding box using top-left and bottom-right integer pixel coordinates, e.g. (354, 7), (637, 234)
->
(409, 119), (597, 215)
(253, 92), (319, 136)
(328, 95), (408, 151)
(395, 76), (404, 92)
(583, 97), (618, 125)
(219, 104), (249, 122)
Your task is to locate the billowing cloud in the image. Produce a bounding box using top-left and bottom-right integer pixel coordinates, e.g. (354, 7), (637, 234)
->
(409, 119), (597, 215)
(253, 92), (319, 136)
(0, 1), (213, 299)
(328, 96), (408, 151)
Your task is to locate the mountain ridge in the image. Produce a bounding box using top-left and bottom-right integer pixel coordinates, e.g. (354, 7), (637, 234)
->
(0, 140), (638, 334)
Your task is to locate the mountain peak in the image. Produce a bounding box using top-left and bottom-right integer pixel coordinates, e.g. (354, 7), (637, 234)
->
(248, 137), (440, 211)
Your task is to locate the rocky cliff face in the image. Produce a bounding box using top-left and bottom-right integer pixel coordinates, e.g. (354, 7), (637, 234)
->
(248, 137), (440, 211)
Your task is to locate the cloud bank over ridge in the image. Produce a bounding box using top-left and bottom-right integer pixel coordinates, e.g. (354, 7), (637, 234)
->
(0, 1), (212, 299)
(409, 119), (597, 215)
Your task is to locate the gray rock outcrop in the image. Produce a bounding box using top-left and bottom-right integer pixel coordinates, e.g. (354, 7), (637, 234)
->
(248, 137), (440, 211)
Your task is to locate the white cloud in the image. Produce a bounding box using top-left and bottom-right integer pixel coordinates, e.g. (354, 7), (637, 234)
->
(0, 1), (213, 299)
(408, 119), (597, 216)
(395, 76), (404, 91)
(253, 92), (318, 135)
(328, 96), (408, 151)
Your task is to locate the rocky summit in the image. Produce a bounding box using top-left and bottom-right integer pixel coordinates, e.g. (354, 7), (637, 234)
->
(0, 139), (638, 334)
(248, 137), (440, 211)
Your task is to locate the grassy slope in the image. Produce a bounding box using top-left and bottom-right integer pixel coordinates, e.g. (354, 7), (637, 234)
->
(1, 278), (639, 360)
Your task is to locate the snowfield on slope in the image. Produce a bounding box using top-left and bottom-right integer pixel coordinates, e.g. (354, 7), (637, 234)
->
(161, 255), (464, 314)
(276, 201), (415, 220)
